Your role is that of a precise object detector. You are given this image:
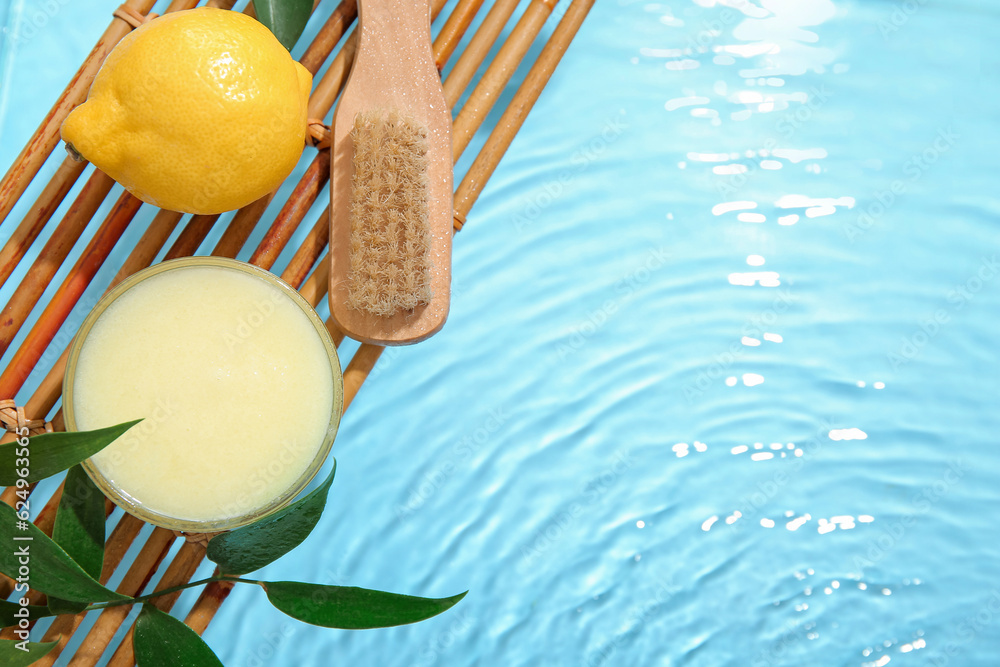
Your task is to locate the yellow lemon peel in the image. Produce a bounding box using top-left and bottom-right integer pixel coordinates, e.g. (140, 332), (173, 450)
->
(61, 7), (312, 215)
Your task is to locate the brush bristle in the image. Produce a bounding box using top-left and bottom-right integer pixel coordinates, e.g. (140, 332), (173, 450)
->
(346, 108), (432, 317)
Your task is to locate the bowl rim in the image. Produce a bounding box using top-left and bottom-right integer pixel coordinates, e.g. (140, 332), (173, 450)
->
(62, 256), (344, 534)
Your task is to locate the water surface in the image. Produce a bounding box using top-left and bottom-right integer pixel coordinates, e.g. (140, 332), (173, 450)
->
(1, 0), (998, 665)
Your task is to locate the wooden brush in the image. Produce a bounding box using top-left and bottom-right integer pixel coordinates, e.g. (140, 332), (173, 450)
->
(329, 0), (452, 345)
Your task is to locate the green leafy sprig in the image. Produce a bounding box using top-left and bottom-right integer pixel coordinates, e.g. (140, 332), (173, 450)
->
(0, 423), (466, 666)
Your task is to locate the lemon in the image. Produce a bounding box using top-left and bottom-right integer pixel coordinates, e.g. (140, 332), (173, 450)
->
(61, 7), (312, 215)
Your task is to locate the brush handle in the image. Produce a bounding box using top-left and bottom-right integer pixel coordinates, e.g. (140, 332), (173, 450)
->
(355, 0), (437, 95)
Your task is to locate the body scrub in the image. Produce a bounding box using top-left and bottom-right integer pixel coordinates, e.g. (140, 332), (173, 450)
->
(64, 257), (343, 532)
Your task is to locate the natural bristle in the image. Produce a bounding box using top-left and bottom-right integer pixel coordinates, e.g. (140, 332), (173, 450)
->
(346, 108), (432, 317)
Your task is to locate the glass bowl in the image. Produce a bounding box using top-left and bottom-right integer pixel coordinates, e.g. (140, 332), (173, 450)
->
(63, 256), (343, 533)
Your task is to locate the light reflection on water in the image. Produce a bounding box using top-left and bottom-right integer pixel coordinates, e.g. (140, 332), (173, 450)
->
(1, 0), (998, 665)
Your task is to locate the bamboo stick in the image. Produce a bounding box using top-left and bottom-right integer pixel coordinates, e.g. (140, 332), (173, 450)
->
(162, 213), (219, 261)
(298, 251), (330, 307)
(327, 317), (346, 347)
(248, 150), (331, 269)
(64, 528), (175, 667)
(433, 0), (486, 71)
(33, 515), (147, 667)
(103, 540), (207, 667)
(455, 0), (594, 216)
(299, 0), (358, 75)
(0, 483), (32, 509)
(23, 348), (67, 420)
(141, 541), (207, 612)
(109, 210), (186, 286)
(0, 157), (87, 289)
(0, 191), (143, 397)
(210, 200), (266, 257)
(442, 0), (521, 109)
(280, 206), (330, 288)
(101, 514), (148, 582)
(451, 0), (559, 161)
(0, 170), (115, 356)
(343, 343), (384, 410)
(183, 576), (234, 635)
(208, 200), (264, 258)
(308, 32), (358, 120)
(0, 0), (161, 227)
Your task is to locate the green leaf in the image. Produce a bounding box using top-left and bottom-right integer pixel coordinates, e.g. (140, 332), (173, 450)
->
(53, 465), (106, 579)
(0, 420), (141, 485)
(0, 503), (130, 604)
(0, 638), (59, 666)
(47, 597), (89, 616)
(207, 460), (336, 575)
(48, 465), (107, 616)
(134, 605), (224, 667)
(0, 599), (52, 628)
(254, 0), (313, 51)
(263, 581), (467, 629)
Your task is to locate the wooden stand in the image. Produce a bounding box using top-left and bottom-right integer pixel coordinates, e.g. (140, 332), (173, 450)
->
(0, 0), (595, 663)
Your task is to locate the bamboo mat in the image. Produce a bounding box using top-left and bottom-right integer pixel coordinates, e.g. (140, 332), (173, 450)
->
(0, 0), (593, 663)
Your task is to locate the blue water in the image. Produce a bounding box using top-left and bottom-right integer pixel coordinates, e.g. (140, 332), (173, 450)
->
(2, 0), (999, 665)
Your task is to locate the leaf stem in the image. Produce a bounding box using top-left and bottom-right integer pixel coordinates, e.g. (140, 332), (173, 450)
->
(82, 575), (254, 612)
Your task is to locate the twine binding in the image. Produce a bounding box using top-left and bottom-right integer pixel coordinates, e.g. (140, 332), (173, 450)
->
(113, 5), (158, 30)
(307, 118), (332, 149)
(171, 531), (216, 549)
(0, 399), (54, 436)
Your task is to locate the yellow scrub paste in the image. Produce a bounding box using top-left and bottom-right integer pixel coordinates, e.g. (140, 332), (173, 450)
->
(66, 258), (341, 530)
